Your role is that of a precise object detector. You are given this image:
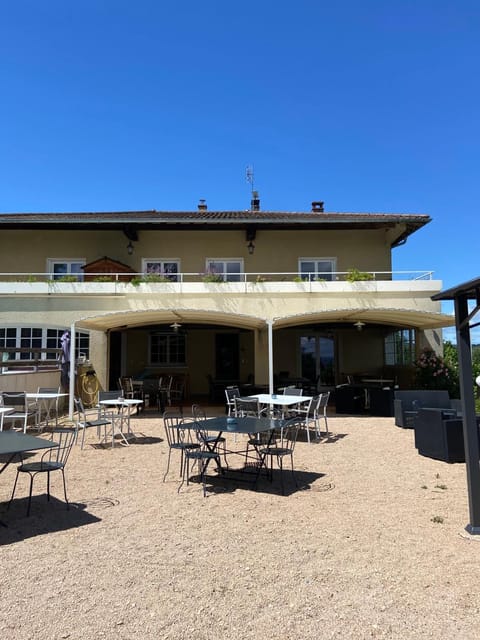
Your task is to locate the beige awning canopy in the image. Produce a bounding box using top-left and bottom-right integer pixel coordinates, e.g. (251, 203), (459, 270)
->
(75, 309), (266, 332)
(274, 307), (455, 330)
(74, 306), (454, 332)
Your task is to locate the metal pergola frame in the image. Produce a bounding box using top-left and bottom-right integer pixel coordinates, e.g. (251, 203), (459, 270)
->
(432, 277), (480, 534)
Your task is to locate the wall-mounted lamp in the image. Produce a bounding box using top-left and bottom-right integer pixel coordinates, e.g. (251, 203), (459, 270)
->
(170, 322), (182, 332)
(246, 228), (256, 255)
(354, 321), (366, 331)
(123, 225), (138, 256)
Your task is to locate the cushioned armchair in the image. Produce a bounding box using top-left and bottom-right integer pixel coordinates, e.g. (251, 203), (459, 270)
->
(394, 390), (453, 428)
(415, 408), (467, 463)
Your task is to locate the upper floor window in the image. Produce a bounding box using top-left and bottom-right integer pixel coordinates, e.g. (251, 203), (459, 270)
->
(47, 259), (85, 281)
(298, 258), (336, 281)
(205, 259), (243, 282)
(142, 259), (180, 282)
(384, 329), (415, 366)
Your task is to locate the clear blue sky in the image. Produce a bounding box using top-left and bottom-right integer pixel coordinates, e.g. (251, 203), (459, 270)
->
(1, 1), (478, 339)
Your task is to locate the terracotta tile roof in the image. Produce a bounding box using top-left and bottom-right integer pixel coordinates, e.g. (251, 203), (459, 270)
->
(0, 209), (429, 246)
(0, 209), (430, 224)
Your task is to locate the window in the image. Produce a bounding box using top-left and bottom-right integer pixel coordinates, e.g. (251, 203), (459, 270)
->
(46, 329), (90, 361)
(384, 329), (415, 366)
(298, 258), (336, 281)
(19, 328), (43, 360)
(0, 327), (90, 361)
(0, 328), (17, 355)
(150, 332), (186, 366)
(205, 259), (243, 282)
(47, 259), (85, 281)
(142, 259), (180, 281)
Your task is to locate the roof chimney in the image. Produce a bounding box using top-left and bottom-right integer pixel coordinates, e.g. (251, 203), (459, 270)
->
(251, 191), (260, 212)
(312, 201), (324, 212)
(198, 199), (207, 211)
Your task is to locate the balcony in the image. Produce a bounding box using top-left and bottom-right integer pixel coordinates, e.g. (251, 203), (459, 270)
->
(0, 270), (436, 296)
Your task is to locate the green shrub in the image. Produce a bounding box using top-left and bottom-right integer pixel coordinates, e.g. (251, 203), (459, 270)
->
(346, 268), (374, 282)
(130, 273), (171, 285)
(56, 275), (78, 282)
(202, 273), (224, 283)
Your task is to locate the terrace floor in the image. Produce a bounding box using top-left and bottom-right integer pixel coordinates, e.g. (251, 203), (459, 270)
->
(1, 412), (479, 639)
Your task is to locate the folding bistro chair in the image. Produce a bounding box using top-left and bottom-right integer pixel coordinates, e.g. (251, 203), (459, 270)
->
(8, 426), (78, 516)
(162, 410), (200, 482)
(225, 386), (241, 416)
(179, 418), (222, 497)
(74, 396), (112, 449)
(256, 418), (303, 494)
(291, 392), (329, 442)
(192, 404), (228, 468)
(0, 392), (38, 433)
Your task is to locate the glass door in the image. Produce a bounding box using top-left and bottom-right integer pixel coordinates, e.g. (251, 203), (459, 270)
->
(301, 335), (335, 387)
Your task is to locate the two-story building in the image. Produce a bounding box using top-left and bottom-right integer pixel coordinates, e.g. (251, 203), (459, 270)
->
(0, 200), (454, 406)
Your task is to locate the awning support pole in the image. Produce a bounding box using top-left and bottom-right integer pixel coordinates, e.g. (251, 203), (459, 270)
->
(69, 322), (76, 420)
(267, 320), (274, 395)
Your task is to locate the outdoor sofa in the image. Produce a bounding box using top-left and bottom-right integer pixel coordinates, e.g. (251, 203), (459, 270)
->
(394, 390), (455, 428)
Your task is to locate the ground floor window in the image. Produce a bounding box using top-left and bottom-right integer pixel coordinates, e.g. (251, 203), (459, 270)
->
(0, 327), (90, 361)
(150, 332), (186, 365)
(384, 329), (415, 365)
(19, 327), (43, 360)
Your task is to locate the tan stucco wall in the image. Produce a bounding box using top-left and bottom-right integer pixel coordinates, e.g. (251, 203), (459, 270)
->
(0, 228), (391, 276)
(0, 226), (449, 394)
(0, 369), (61, 393)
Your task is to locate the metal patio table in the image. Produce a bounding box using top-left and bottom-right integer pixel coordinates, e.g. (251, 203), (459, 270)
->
(26, 392), (68, 429)
(248, 393), (312, 418)
(188, 416), (287, 485)
(98, 398), (143, 446)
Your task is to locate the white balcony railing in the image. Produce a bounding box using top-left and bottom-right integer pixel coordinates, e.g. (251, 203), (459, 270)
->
(0, 270), (439, 297)
(0, 270), (434, 285)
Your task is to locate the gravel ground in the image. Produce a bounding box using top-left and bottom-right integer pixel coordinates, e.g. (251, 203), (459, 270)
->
(1, 412), (480, 639)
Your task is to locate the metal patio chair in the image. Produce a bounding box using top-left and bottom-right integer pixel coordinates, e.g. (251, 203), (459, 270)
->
(8, 426), (78, 516)
(292, 393), (330, 442)
(0, 392), (38, 433)
(225, 386), (241, 416)
(256, 417), (303, 494)
(283, 386), (303, 396)
(162, 410), (200, 482)
(178, 418), (222, 497)
(234, 397), (261, 417)
(74, 396), (112, 449)
(192, 404), (228, 468)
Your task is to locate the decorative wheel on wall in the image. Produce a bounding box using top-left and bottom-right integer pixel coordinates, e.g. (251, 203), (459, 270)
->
(81, 369), (100, 406)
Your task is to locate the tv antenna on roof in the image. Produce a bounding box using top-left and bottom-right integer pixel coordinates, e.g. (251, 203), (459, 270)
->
(246, 165), (254, 194)
(246, 165), (261, 211)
